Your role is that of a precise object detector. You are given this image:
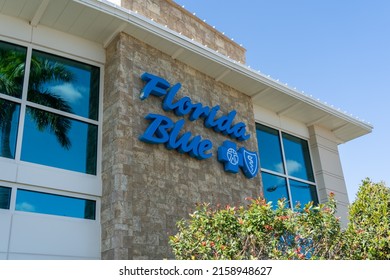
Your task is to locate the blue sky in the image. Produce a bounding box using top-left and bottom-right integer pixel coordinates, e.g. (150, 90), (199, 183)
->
(174, 0), (390, 202)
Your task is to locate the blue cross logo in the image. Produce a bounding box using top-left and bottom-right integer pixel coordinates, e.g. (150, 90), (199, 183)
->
(217, 140), (259, 178)
(218, 141), (242, 173)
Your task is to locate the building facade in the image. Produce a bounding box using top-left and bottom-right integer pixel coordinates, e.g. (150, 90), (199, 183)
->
(0, 0), (372, 260)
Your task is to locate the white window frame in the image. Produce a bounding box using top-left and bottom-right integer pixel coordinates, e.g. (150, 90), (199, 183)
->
(256, 122), (318, 208)
(0, 36), (103, 197)
(0, 181), (101, 223)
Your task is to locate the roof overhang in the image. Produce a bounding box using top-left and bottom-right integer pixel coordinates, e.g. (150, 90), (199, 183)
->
(0, 0), (373, 143)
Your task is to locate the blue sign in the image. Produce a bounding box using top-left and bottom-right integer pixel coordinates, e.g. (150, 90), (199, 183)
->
(240, 148), (259, 179)
(140, 72), (250, 141)
(139, 114), (213, 160)
(139, 72), (259, 178)
(218, 141), (259, 179)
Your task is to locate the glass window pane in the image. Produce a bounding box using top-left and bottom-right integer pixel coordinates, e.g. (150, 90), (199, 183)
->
(0, 186), (11, 209)
(256, 124), (285, 174)
(0, 41), (27, 98)
(16, 189), (96, 219)
(0, 99), (20, 159)
(289, 179), (318, 208)
(261, 172), (290, 209)
(21, 106), (98, 175)
(28, 50), (100, 120)
(282, 132), (315, 182)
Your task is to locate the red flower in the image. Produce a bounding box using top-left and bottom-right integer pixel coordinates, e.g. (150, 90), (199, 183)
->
(264, 225), (273, 231)
(278, 215), (289, 221)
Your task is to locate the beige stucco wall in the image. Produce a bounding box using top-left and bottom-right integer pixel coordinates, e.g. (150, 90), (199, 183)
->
(102, 32), (261, 259)
(309, 125), (350, 227)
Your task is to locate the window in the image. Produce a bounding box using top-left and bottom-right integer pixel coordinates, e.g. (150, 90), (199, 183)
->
(0, 40), (100, 174)
(15, 189), (96, 220)
(21, 107), (98, 174)
(0, 41), (27, 99)
(0, 99), (20, 159)
(0, 186), (11, 209)
(0, 41), (26, 159)
(256, 123), (318, 208)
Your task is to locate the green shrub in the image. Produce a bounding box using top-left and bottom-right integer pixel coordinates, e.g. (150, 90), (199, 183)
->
(343, 178), (390, 259)
(169, 179), (389, 260)
(170, 195), (343, 259)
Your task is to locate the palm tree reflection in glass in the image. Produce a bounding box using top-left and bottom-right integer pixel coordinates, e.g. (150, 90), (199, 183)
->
(0, 44), (73, 158)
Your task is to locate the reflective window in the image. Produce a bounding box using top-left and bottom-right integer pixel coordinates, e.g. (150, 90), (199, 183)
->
(15, 189), (96, 220)
(0, 40), (100, 175)
(28, 50), (100, 120)
(261, 172), (289, 209)
(282, 133), (314, 181)
(0, 41), (27, 98)
(289, 179), (318, 208)
(0, 99), (20, 159)
(21, 107), (98, 175)
(256, 124), (284, 173)
(0, 186), (11, 209)
(256, 123), (318, 209)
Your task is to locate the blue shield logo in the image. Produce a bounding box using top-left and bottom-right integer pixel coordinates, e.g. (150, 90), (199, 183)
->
(239, 148), (259, 179)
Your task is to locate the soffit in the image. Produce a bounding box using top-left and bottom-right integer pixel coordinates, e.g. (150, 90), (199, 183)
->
(0, 0), (372, 143)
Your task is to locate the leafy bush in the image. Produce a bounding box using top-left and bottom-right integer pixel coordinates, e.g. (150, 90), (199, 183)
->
(170, 195), (343, 259)
(343, 178), (390, 259)
(169, 179), (389, 260)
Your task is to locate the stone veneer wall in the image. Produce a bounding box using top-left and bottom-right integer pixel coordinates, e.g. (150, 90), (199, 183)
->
(102, 32), (261, 259)
(120, 0), (246, 63)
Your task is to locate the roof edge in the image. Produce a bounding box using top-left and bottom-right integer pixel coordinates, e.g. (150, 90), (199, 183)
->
(77, 0), (373, 141)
